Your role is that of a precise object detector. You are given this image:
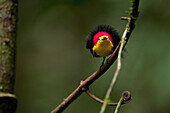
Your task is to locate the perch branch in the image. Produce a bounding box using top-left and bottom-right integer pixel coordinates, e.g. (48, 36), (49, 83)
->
(51, 42), (120, 113)
(100, 0), (139, 113)
(99, 20), (128, 113)
(51, 0), (139, 113)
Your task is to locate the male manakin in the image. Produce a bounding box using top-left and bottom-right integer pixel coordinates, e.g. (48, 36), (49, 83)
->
(86, 25), (120, 66)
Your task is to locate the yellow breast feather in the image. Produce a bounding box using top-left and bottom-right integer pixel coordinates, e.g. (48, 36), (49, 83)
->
(92, 40), (113, 57)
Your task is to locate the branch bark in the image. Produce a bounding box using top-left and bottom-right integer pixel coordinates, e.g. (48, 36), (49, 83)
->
(0, 0), (18, 113)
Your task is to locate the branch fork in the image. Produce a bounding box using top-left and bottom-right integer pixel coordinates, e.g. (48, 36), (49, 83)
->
(85, 88), (131, 106)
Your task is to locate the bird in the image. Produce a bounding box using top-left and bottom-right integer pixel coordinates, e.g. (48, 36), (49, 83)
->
(86, 25), (120, 66)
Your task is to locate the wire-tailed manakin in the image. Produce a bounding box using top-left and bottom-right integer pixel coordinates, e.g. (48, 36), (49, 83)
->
(86, 25), (120, 66)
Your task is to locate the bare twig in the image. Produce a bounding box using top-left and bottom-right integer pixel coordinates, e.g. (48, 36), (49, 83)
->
(86, 89), (131, 106)
(86, 89), (117, 106)
(100, 0), (139, 113)
(114, 96), (123, 113)
(51, 42), (120, 113)
(99, 24), (128, 113)
(51, 0), (139, 112)
(120, 17), (130, 21)
(114, 91), (131, 113)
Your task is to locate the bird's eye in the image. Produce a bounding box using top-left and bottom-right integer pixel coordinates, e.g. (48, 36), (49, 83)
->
(98, 38), (100, 41)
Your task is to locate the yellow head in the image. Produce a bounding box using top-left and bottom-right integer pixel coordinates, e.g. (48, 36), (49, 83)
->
(92, 35), (113, 57)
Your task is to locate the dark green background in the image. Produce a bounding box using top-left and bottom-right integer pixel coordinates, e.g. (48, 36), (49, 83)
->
(15, 0), (170, 113)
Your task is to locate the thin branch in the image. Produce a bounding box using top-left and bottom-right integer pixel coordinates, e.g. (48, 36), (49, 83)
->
(114, 91), (131, 113)
(99, 25), (127, 113)
(51, 42), (121, 113)
(86, 89), (131, 106)
(120, 17), (130, 21)
(114, 97), (123, 113)
(100, 0), (139, 113)
(86, 89), (117, 106)
(51, 0), (139, 112)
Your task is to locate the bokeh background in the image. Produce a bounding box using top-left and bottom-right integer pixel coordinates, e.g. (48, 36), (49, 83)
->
(15, 0), (170, 113)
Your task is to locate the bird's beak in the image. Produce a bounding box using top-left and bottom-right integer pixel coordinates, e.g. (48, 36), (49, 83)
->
(102, 37), (107, 40)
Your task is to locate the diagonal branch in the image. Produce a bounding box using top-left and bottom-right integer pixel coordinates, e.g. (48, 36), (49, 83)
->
(51, 42), (121, 113)
(51, 0), (139, 113)
(100, 0), (139, 113)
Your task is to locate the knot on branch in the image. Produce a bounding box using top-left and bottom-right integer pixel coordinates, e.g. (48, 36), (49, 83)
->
(120, 17), (130, 21)
(121, 91), (131, 104)
(80, 80), (88, 92)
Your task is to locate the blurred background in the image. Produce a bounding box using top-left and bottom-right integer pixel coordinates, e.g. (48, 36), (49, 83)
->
(15, 0), (170, 113)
